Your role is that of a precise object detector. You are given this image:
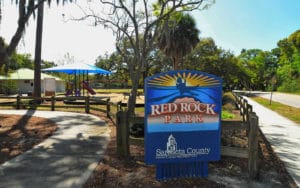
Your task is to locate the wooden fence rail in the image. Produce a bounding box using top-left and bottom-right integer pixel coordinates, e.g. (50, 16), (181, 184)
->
(232, 91), (259, 179)
(122, 92), (260, 179)
(0, 95), (131, 122)
(0, 95), (117, 117)
(1, 92), (259, 179)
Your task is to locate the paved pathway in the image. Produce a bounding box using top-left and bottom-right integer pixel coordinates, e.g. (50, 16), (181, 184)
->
(244, 97), (300, 187)
(0, 110), (110, 188)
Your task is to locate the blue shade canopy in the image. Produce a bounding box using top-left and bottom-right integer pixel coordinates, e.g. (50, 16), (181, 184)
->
(42, 63), (111, 75)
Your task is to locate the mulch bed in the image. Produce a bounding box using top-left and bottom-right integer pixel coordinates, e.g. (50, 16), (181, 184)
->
(0, 111), (296, 187)
(0, 114), (57, 164)
(84, 111), (297, 188)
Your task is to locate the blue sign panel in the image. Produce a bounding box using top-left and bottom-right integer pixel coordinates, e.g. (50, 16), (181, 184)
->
(144, 70), (222, 179)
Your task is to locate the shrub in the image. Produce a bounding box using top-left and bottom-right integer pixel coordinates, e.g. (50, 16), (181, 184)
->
(0, 80), (17, 95)
(222, 92), (237, 111)
(277, 78), (300, 92)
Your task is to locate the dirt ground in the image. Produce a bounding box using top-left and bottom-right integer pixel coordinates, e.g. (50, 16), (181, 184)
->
(0, 114), (57, 164)
(0, 111), (297, 188)
(84, 111), (297, 188)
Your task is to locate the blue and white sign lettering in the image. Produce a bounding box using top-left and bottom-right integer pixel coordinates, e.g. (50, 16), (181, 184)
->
(145, 70), (222, 179)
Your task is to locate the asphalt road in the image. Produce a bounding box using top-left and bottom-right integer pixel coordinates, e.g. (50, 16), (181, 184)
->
(255, 92), (300, 108)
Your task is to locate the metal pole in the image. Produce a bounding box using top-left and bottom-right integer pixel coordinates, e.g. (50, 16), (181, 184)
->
(74, 71), (77, 96)
(269, 84), (274, 105)
(83, 71), (85, 96)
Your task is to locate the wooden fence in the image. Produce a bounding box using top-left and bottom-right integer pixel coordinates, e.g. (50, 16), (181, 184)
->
(0, 95), (120, 116)
(230, 92), (259, 179)
(118, 92), (260, 179)
(0, 93), (259, 179)
(0, 95), (139, 126)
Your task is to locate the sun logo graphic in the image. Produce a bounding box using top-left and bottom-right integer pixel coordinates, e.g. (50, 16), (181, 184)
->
(148, 71), (220, 88)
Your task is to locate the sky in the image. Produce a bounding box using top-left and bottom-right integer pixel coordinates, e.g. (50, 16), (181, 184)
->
(195, 0), (300, 53)
(0, 1), (116, 64)
(0, 0), (300, 64)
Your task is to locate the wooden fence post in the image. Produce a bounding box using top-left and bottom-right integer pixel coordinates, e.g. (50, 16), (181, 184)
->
(238, 95), (242, 109)
(117, 101), (122, 112)
(232, 93), (259, 179)
(51, 96), (55, 111)
(248, 112), (259, 179)
(85, 96), (90, 113)
(241, 98), (246, 123)
(116, 111), (130, 157)
(244, 99), (249, 124)
(106, 98), (110, 118)
(246, 104), (253, 125)
(247, 104), (253, 113)
(16, 95), (20, 109)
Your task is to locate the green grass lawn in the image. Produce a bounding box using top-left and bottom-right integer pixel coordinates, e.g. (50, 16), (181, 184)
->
(252, 96), (300, 124)
(94, 88), (144, 94)
(221, 110), (235, 119)
(0, 90), (237, 120)
(281, 91), (300, 95)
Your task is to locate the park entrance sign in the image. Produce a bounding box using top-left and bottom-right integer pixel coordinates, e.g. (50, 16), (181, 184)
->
(144, 70), (222, 179)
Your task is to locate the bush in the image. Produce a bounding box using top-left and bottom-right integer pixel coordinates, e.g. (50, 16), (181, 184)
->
(0, 80), (17, 95)
(222, 92), (237, 111)
(277, 78), (300, 92)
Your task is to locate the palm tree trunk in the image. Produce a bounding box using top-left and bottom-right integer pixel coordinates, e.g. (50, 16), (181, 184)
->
(173, 57), (178, 70)
(34, 0), (44, 98)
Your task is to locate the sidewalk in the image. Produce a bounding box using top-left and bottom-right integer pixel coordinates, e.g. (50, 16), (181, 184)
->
(0, 110), (110, 188)
(244, 97), (300, 187)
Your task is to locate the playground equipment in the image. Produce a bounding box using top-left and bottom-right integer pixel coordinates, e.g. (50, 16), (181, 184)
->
(82, 81), (96, 95)
(43, 63), (111, 97)
(65, 81), (74, 96)
(65, 79), (95, 97)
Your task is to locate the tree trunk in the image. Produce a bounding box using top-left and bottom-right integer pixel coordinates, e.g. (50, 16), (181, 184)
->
(117, 62), (141, 158)
(0, 0), (35, 68)
(173, 56), (179, 70)
(34, 0), (44, 98)
(127, 70), (140, 116)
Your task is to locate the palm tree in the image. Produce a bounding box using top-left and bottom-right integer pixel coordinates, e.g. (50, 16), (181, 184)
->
(0, 0), (72, 68)
(158, 13), (200, 70)
(34, 0), (44, 98)
(0, 0), (72, 97)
